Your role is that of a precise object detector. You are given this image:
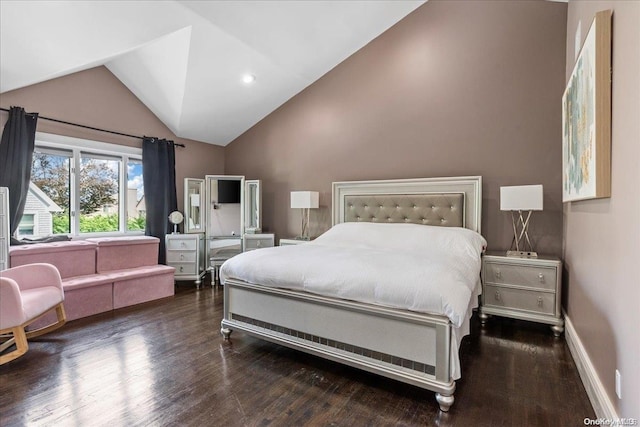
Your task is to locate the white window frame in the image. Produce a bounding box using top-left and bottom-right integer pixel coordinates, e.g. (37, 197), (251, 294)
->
(34, 132), (144, 238)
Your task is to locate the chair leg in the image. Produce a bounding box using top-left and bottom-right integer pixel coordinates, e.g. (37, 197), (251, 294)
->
(25, 303), (67, 339)
(0, 336), (16, 352)
(0, 303), (67, 365)
(0, 327), (28, 365)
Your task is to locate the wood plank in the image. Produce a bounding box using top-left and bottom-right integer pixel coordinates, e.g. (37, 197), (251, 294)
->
(0, 279), (594, 426)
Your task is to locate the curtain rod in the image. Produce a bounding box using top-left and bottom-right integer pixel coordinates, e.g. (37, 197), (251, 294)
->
(0, 107), (185, 148)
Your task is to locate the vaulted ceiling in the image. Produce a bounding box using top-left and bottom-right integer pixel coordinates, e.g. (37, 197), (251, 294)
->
(0, 1), (424, 146)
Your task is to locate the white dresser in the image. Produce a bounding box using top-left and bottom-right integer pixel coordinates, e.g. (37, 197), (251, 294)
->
(166, 233), (205, 285)
(243, 233), (275, 251)
(0, 187), (9, 271)
(480, 252), (564, 336)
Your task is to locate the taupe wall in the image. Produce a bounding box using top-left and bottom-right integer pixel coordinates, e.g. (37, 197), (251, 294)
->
(564, 1), (640, 417)
(225, 0), (567, 255)
(1, 0), (636, 416)
(0, 66), (225, 215)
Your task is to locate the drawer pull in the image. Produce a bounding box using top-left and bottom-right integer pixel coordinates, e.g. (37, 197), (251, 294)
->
(495, 269), (502, 279)
(180, 254), (185, 260)
(537, 297), (543, 307)
(179, 266), (184, 273)
(538, 273), (545, 283)
(180, 242), (186, 248)
(495, 290), (501, 301)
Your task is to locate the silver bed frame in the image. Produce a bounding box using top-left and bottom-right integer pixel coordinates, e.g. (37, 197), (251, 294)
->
(220, 176), (482, 412)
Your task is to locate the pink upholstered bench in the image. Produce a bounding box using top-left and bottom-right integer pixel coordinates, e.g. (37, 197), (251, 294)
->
(86, 236), (161, 272)
(87, 236), (174, 309)
(61, 273), (115, 320)
(103, 265), (175, 309)
(9, 237), (175, 324)
(9, 240), (97, 279)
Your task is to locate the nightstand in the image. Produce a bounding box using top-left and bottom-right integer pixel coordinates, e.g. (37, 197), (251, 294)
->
(279, 238), (313, 246)
(166, 233), (206, 285)
(243, 233), (275, 251)
(480, 252), (564, 336)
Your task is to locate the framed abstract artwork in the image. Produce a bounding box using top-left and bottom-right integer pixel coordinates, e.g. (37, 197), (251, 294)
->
(562, 10), (612, 202)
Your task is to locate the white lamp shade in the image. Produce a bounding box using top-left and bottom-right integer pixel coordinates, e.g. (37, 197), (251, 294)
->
(500, 185), (543, 211)
(291, 191), (319, 209)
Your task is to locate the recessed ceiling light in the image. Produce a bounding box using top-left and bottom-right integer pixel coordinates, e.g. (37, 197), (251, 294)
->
(242, 74), (256, 84)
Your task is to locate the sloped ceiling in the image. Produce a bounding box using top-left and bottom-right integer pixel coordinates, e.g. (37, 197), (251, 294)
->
(0, 1), (424, 145)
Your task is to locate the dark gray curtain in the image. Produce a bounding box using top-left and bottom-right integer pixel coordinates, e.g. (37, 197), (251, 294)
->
(0, 107), (38, 235)
(142, 137), (177, 264)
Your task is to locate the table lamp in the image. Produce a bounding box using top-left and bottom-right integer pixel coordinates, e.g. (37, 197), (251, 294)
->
(500, 185), (543, 257)
(291, 191), (319, 240)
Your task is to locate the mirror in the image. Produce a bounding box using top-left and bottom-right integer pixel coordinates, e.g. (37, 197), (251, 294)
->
(205, 175), (245, 271)
(205, 175), (245, 238)
(168, 210), (184, 234)
(184, 178), (204, 233)
(245, 180), (262, 233)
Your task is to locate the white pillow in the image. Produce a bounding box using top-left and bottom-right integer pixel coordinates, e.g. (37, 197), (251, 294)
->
(311, 222), (486, 262)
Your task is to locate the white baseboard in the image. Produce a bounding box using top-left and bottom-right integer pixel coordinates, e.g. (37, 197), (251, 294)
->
(564, 312), (619, 419)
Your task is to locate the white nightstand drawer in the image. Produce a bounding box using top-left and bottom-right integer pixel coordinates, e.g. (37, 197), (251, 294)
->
(244, 238), (271, 250)
(243, 234), (274, 251)
(170, 262), (197, 275)
(484, 262), (557, 291)
(279, 238), (311, 246)
(166, 238), (197, 251)
(166, 251), (196, 263)
(484, 284), (555, 315)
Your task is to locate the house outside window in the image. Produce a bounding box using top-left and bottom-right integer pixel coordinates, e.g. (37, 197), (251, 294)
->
(17, 133), (145, 239)
(30, 148), (71, 235)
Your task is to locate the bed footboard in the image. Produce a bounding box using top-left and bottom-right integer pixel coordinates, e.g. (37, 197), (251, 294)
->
(220, 279), (456, 412)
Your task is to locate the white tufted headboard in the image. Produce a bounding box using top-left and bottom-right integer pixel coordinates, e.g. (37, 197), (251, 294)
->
(342, 193), (464, 227)
(332, 176), (482, 233)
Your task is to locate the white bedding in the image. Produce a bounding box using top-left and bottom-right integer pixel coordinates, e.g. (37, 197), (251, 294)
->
(221, 222), (486, 328)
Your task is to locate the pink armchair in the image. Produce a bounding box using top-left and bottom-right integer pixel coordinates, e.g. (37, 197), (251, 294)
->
(0, 263), (67, 365)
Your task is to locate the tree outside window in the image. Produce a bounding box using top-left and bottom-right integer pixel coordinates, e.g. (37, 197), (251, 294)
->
(31, 151), (71, 235)
(79, 154), (119, 233)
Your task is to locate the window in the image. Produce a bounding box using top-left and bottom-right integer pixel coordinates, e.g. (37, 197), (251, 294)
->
(79, 153), (120, 233)
(31, 148), (72, 234)
(127, 159), (145, 231)
(17, 213), (37, 237)
(19, 133), (145, 238)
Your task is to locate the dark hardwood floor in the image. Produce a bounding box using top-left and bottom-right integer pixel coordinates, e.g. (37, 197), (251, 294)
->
(1, 279), (595, 426)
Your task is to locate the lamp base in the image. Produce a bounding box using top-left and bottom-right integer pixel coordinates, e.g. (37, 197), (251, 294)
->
(506, 250), (538, 258)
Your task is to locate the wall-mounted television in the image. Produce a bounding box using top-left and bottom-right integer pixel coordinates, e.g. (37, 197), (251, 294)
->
(218, 180), (241, 204)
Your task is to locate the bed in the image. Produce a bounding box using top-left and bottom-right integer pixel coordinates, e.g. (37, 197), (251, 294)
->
(219, 176), (484, 412)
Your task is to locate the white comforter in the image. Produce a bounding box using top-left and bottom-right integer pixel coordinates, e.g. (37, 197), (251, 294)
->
(221, 222), (486, 328)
